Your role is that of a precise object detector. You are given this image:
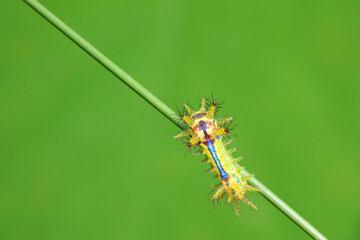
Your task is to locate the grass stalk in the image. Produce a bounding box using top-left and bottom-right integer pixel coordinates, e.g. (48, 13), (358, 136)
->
(23, 0), (327, 239)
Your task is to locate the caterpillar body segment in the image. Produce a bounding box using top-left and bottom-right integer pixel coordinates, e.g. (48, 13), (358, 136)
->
(175, 98), (261, 216)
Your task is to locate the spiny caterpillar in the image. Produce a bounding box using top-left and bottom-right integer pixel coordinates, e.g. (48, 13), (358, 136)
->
(175, 98), (261, 216)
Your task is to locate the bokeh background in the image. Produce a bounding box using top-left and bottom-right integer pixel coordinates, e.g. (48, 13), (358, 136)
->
(1, 0), (359, 239)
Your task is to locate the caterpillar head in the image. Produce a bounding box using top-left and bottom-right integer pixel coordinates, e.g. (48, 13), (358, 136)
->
(176, 99), (226, 146)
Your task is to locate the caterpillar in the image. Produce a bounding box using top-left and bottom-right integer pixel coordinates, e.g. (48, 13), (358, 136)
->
(175, 98), (261, 216)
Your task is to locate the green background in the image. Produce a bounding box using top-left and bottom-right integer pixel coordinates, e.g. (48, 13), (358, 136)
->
(1, 0), (359, 239)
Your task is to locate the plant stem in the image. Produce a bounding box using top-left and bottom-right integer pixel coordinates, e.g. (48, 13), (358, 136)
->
(23, 0), (327, 239)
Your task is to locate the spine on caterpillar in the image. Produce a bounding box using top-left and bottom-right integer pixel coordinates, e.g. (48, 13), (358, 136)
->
(175, 98), (261, 216)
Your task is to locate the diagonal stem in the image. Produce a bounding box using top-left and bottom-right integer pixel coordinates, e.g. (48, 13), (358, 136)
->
(23, 0), (327, 239)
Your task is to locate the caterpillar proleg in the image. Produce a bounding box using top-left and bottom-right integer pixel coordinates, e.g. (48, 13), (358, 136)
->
(175, 98), (261, 216)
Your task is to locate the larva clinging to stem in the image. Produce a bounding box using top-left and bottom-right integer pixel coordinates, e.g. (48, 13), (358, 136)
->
(175, 98), (261, 216)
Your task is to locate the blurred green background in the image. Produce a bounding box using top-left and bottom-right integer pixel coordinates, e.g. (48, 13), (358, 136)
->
(1, 0), (359, 239)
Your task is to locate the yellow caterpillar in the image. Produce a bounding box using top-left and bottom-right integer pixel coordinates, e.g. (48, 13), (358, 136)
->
(175, 98), (261, 216)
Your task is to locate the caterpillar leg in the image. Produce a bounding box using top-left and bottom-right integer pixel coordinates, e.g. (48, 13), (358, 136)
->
(245, 184), (262, 192)
(242, 174), (254, 181)
(212, 186), (226, 203)
(242, 195), (257, 210)
(217, 117), (233, 126)
(233, 198), (240, 216)
(174, 129), (192, 138)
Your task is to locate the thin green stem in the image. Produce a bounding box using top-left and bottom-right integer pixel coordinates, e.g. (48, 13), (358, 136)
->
(23, 0), (327, 239)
